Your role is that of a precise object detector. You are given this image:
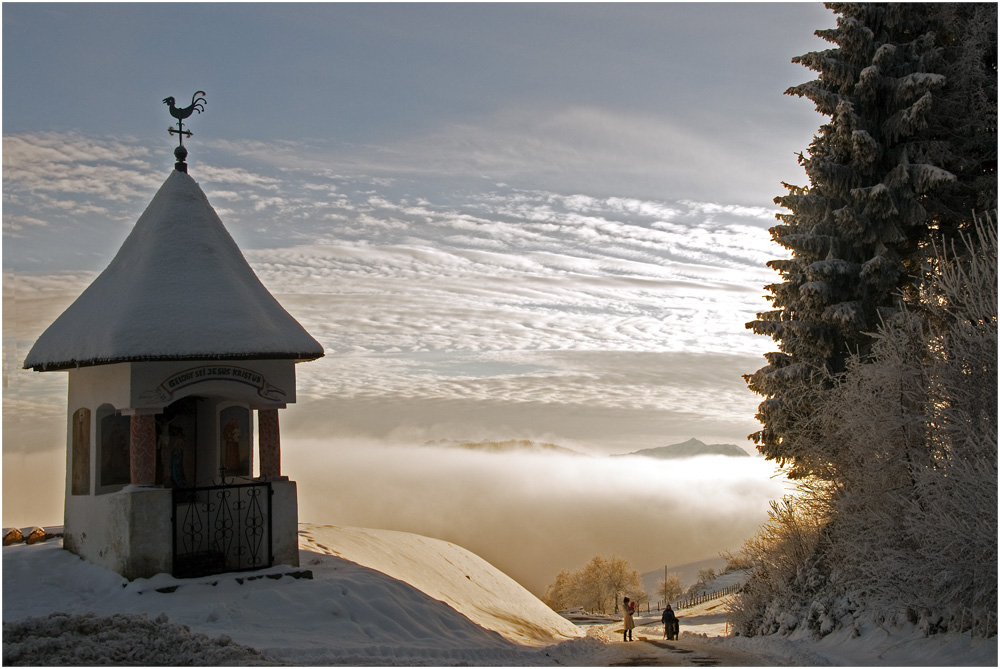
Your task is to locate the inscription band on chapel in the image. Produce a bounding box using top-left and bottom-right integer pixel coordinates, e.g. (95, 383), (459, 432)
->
(140, 365), (287, 405)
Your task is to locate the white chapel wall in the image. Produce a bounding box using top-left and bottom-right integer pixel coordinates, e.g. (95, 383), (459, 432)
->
(60, 359), (301, 579)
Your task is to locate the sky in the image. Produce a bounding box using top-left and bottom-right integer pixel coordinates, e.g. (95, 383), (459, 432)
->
(2, 2), (836, 591)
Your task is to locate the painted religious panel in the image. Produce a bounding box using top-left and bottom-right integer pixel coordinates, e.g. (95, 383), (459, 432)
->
(71, 408), (91, 495)
(156, 396), (198, 488)
(99, 413), (131, 488)
(220, 406), (251, 477)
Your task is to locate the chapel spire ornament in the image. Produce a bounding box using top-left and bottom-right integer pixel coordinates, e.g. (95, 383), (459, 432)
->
(163, 90), (206, 173)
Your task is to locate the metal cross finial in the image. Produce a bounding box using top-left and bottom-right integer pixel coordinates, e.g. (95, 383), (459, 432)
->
(163, 91), (207, 173)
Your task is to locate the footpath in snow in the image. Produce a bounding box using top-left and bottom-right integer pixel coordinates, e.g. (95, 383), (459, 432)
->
(3, 524), (997, 666)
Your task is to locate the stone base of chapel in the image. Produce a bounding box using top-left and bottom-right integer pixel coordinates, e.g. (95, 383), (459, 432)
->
(62, 480), (300, 580)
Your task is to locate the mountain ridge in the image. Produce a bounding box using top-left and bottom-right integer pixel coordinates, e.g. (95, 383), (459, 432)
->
(423, 439), (584, 456)
(424, 437), (751, 459)
(616, 437), (750, 459)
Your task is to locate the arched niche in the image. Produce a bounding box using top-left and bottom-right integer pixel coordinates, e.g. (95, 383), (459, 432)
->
(70, 407), (91, 496)
(96, 404), (130, 494)
(155, 396), (199, 488)
(218, 402), (253, 479)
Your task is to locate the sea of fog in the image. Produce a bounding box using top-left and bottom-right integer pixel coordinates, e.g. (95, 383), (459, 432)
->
(285, 438), (789, 595)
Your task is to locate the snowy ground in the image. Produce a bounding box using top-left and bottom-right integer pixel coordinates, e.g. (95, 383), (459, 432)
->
(3, 524), (996, 666)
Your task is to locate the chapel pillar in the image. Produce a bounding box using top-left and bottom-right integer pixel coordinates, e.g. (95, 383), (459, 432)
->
(258, 408), (281, 479)
(129, 413), (157, 485)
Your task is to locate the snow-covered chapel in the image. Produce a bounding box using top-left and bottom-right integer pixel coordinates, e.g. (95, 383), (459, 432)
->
(23, 114), (324, 580)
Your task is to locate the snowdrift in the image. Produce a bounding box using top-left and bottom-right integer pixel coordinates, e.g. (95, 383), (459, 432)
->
(2, 524), (588, 666)
(298, 524), (581, 646)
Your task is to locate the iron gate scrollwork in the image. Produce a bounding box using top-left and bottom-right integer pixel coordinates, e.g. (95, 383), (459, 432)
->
(172, 478), (272, 578)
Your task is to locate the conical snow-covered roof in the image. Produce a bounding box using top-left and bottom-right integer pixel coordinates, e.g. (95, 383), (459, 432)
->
(24, 170), (324, 371)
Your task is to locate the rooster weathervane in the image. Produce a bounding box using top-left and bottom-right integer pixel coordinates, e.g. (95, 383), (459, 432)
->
(163, 91), (207, 173)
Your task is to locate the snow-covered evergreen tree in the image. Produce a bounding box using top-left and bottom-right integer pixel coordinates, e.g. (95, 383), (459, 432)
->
(746, 3), (997, 477)
(931, 3), (998, 218)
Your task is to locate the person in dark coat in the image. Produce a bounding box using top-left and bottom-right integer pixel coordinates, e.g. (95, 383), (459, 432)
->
(661, 604), (679, 640)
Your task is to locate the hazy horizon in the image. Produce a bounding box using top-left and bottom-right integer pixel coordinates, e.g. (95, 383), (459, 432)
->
(286, 438), (788, 595)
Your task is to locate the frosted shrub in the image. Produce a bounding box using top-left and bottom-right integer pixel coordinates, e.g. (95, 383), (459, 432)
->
(725, 497), (826, 636)
(731, 216), (998, 640)
(906, 218), (997, 636)
(825, 218), (997, 636)
(2, 612), (270, 666)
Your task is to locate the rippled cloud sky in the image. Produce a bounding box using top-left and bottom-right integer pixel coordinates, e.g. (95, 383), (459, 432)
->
(3, 2), (831, 589)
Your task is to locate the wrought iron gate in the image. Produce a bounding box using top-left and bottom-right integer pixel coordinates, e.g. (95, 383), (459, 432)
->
(171, 479), (273, 578)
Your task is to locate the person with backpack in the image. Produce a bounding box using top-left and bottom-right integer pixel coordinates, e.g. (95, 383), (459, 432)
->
(661, 603), (679, 640)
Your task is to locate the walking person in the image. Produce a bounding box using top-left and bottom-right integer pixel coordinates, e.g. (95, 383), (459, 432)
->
(622, 596), (635, 642)
(661, 603), (679, 640)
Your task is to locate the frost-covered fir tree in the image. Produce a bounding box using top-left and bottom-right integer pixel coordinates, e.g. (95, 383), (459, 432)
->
(930, 3), (998, 218)
(746, 3), (997, 477)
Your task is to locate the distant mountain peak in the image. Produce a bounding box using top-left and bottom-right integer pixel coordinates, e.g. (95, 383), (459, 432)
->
(616, 438), (749, 459)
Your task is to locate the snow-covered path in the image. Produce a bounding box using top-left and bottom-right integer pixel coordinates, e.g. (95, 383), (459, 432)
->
(582, 602), (780, 667)
(584, 632), (777, 667)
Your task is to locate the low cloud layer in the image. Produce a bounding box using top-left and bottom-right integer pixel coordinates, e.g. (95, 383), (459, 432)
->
(289, 438), (789, 595)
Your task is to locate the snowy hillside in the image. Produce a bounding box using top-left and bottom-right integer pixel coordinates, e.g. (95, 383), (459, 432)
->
(2, 525), (597, 666)
(297, 524), (581, 646)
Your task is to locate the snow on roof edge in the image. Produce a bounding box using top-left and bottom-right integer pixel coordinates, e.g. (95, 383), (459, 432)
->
(25, 350), (324, 372)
